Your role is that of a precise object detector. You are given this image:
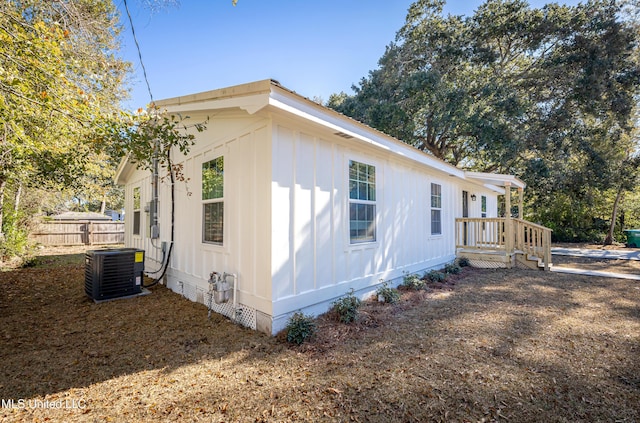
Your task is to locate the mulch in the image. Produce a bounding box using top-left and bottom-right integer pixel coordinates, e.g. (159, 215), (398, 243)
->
(0, 247), (638, 422)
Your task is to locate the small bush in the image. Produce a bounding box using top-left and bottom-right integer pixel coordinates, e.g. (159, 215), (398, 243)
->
(426, 270), (446, 282)
(0, 210), (32, 262)
(20, 256), (38, 268)
(376, 282), (400, 304)
(457, 257), (470, 267)
(444, 262), (461, 275)
(332, 289), (361, 323)
(286, 312), (316, 345)
(402, 273), (425, 290)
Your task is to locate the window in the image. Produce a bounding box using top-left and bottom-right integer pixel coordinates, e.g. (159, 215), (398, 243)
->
(349, 160), (376, 243)
(202, 156), (224, 245)
(481, 195), (487, 218)
(431, 183), (442, 235)
(133, 187), (141, 236)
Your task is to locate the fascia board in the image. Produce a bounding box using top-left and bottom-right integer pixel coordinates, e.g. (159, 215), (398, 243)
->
(114, 154), (132, 186)
(465, 171), (526, 189)
(158, 93), (270, 115)
(484, 183), (506, 194)
(268, 90), (466, 179)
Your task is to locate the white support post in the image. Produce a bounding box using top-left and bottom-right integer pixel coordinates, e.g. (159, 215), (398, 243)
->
(518, 187), (524, 219)
(504, 182), (513, 265)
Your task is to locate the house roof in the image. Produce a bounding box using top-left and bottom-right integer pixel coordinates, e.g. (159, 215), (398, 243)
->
(51, 211), (112, 221)
(115, 79), (524, 192)
(464, 172), (526, 190)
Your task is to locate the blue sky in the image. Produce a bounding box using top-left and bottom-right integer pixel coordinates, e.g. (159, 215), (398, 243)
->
(117, 0), (580, 110)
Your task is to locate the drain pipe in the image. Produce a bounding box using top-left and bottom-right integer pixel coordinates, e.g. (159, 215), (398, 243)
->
(150, 145), (159, 239)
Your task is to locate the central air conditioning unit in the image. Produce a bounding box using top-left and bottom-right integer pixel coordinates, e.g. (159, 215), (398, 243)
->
(85, 248), (145, 301)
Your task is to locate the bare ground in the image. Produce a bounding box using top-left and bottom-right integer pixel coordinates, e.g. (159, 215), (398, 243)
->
(0, 247), (639, 422)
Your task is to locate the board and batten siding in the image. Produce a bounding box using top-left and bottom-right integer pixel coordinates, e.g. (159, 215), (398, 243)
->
(163, 117), (273, 315)
(124, 173), (169, 272)
(124, 114), (273, 318)
(270, 122), (457, 324)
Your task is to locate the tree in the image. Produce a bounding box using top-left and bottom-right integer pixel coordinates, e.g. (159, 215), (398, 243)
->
(329, 0), (640, 242)
(0, 0), (129, 253)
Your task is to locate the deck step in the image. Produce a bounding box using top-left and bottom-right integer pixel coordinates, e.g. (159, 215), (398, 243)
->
(458, 248), (551, 271)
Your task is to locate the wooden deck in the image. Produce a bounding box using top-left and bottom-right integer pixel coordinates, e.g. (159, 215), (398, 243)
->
(456, 217), (552, 270)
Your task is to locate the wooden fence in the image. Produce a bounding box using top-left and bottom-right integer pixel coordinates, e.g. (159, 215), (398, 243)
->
(30, 220), (125, 246)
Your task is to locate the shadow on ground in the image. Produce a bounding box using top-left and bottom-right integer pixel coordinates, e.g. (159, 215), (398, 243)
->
(1, 253), (639, 422)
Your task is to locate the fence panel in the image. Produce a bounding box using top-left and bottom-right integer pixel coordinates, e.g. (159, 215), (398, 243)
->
(30, 220), (124, 246)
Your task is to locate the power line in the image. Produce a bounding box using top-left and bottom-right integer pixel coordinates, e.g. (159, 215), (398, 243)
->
(122, 0), (154, 105)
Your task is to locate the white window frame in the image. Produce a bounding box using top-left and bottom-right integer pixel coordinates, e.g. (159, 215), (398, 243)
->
(132, 186), (141, 237)
(202, 155), (224, 246)
(481, 195), (487, 218)
(348, 159), (377, 244)
(430, 182), (442, 236)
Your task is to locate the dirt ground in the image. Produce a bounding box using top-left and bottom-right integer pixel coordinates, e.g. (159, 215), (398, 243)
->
(0, 246), (639, 422)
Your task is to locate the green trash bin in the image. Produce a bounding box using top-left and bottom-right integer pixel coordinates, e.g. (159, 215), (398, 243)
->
(624, 230), (640, 248)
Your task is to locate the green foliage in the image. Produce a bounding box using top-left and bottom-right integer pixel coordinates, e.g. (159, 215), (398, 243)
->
(0, 208), (32, 262)
(456, 257), (470, 267)
(0, 0), (129, 186)
(376, 281), (400, 304)
(98, 108), (208, 183)
(426, 270), (446, 283)
(285, 312), (316, 345)
(332, 289), (361, 323)
(0, 0), (130, 241)
(444, 262), (461, 275)
(402, 272), (425, 290)
(329, 0), (640, 241)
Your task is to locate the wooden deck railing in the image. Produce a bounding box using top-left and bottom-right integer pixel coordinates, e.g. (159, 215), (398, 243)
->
(455, 217), (552, 270)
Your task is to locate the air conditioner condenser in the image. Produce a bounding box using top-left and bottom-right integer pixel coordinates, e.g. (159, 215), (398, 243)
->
(85, 248), (146, 302)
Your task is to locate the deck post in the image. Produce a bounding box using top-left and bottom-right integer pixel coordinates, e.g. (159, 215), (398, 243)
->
(543, 229), (551, 271)
(504, 182), (513, 266)
(518, 187), (524, 219)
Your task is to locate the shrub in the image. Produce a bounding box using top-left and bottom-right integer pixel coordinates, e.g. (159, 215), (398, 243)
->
(402, 273), (424, 290)
(0, 209), (33, 264)
(426, 270), (446, 282)
(444, 262), (461, 275)
(332, 289), (361, 323)
(376, 282), (400, 304)
(286, 312), (316, 345)
(456, 257), (470, 267)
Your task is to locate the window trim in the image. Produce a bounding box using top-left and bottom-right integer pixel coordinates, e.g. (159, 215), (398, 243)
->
(202, 155), (224, 246)
(430, 182), (442, 236)
(481, 195), (487, 218)
(132, 186), (141, 237)
(348, 159), (377, 245)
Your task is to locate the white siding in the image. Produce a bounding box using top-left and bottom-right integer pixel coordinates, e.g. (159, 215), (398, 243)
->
(122, 171), (167, 271)
(125, 112), (273, 316)
(122, 106), (502, 335)
(270, 121), (463, 323)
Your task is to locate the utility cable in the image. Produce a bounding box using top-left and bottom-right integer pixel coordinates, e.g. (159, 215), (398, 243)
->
(143, 149), (175, 288)
(121, 0), (175, 287)
(122, 0), (154, 105)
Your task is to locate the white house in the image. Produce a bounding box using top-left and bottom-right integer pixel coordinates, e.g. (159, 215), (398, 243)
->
(115, 79), (526, 335)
